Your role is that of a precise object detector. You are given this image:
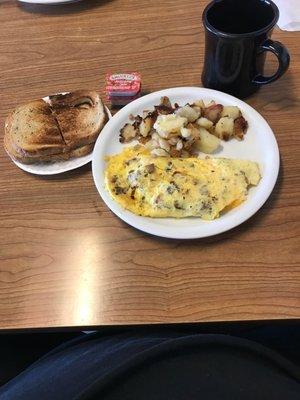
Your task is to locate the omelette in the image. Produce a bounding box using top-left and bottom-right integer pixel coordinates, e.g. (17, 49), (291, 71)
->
(104, 146), (261, 220)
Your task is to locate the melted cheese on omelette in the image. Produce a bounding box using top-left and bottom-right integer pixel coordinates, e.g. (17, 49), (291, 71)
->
(104, 146), (261, 220)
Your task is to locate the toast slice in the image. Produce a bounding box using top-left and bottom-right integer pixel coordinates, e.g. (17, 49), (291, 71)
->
(5, 99), (66, 158)
(49, 90), (107, 149)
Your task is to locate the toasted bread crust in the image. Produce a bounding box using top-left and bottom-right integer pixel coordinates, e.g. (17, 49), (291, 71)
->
(49, 90), (98, 108)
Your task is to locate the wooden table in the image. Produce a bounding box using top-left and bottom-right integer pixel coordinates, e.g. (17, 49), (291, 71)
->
(0, 0), (299, 330)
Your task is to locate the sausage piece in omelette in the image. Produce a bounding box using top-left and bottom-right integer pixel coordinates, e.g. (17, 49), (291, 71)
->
(105, 146), (261, 220)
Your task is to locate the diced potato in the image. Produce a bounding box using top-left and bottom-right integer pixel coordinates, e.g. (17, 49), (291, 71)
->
(214, 117), (234, 140)
(221, 106), (241, 120)
(197, 128), (221, 153)
(175, 105), (201, 122)
(160, 96), (172, 108)
(190, 105), (202, 118)
(154, 104), (173, 115)
(133, 115), (142, 129)
(196, 117), (214, 130)
(119, 123), (138, 143)
(139, 115), (153, 137)
(203, 104), (223, 123)
(234, 116), (248, 140)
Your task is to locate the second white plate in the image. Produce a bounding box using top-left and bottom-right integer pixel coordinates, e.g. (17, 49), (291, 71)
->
(92, 87), (279, 239)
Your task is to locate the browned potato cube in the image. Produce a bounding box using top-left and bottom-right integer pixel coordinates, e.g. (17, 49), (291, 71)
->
(196, 117), (214, 130)
(203, 104), (223, 123)
(139, 115), (154, 137)
(214, 117), (234, 140)
(234, 116), (248, 140)
(221, 106), (241, 120)
(119, 123), (138, 143)
(160, 96), (172, 108)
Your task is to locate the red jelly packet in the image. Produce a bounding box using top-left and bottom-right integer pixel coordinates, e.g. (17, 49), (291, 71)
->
(106, 73), (141, 97)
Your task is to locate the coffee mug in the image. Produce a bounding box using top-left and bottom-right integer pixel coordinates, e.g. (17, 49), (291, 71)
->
(201, 0), (290, 98)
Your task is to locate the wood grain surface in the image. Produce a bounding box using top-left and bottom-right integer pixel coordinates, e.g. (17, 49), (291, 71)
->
(0, 0), (299, 330)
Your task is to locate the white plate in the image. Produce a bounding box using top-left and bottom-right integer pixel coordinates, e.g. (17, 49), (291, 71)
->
(18, 0), (81, 4)
(10, 105), (111, 176)
(92, 87), (279, 239)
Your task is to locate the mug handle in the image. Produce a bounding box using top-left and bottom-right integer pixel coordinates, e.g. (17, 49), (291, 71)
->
(253, 39), (290, 85)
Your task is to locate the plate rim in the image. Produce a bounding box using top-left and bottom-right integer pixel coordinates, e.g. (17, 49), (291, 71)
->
(18, 0), (80, 4)
(92, 86), (280, 239)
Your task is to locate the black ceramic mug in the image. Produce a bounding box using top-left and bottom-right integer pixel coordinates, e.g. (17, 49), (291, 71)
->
(202, 0), (290, 98)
